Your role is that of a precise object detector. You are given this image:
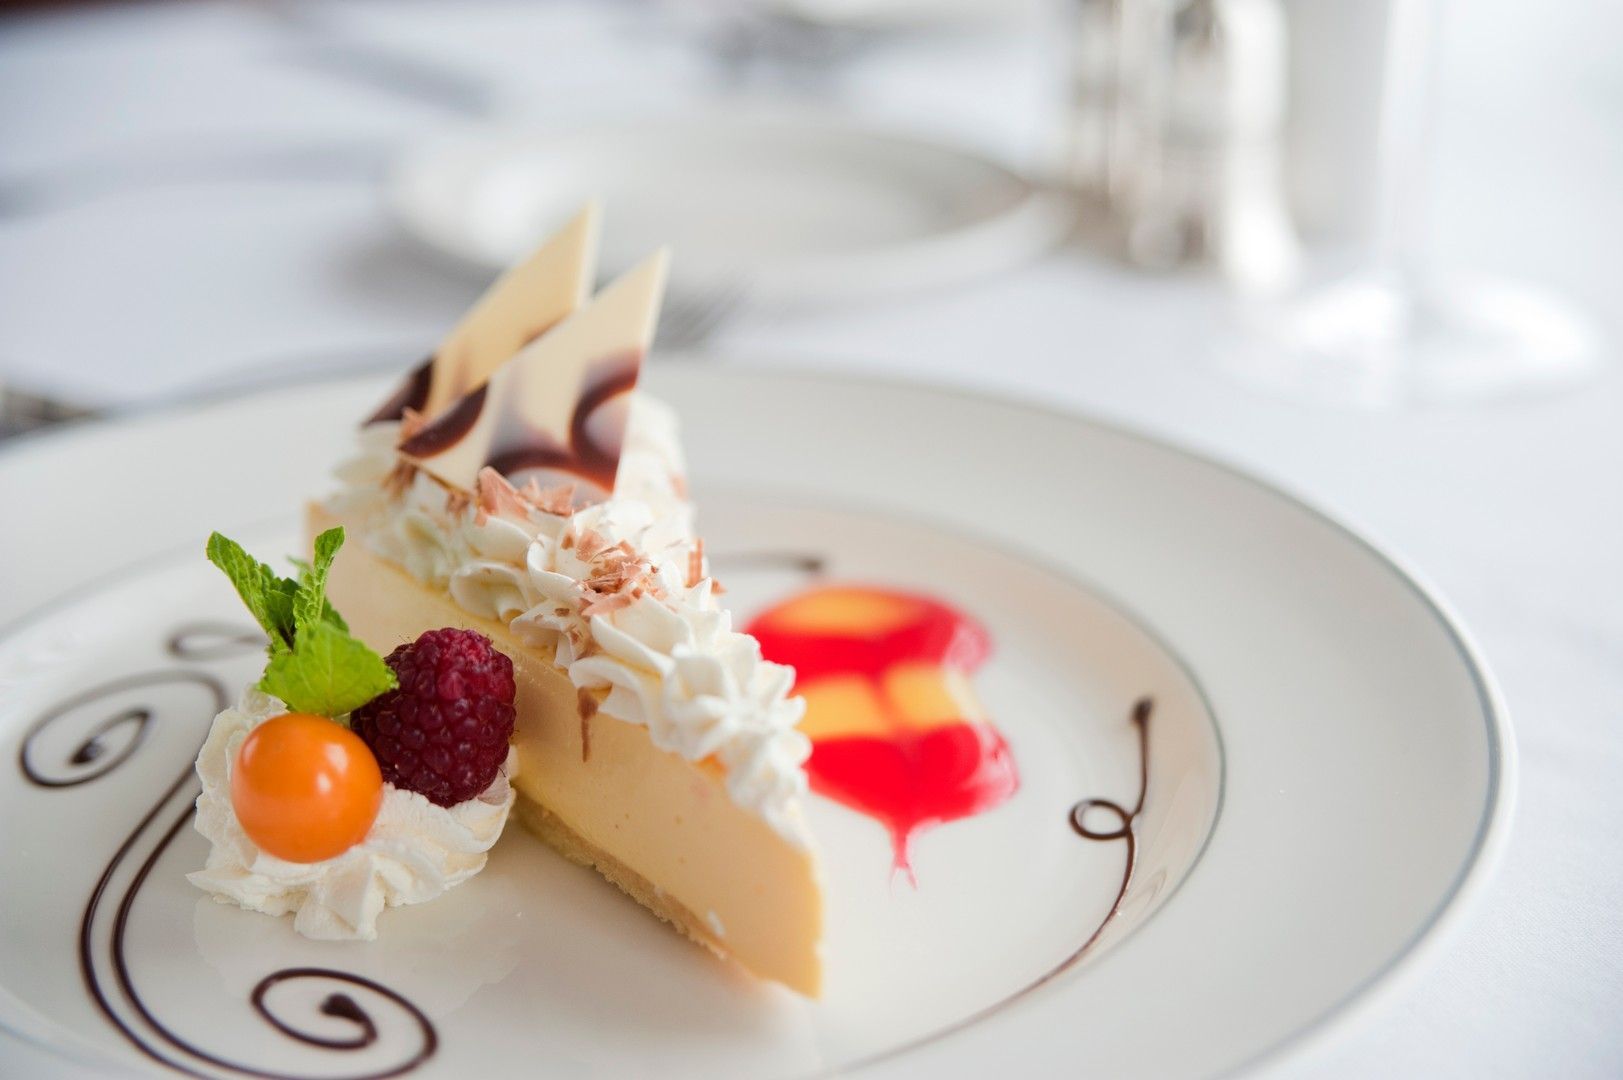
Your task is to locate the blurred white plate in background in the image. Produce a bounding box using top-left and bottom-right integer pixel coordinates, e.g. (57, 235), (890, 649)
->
(388, 115), (1072, 305)
(744, 0), (1044, 32)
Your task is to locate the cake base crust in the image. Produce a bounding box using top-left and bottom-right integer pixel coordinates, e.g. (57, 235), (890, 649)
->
(514, 797), (725, 959)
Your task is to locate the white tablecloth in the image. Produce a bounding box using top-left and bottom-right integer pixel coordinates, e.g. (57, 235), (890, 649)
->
(2, 2), (1619, 1076)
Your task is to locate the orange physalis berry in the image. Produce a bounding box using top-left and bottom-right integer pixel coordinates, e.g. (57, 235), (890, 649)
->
(231, 713), (384, 863)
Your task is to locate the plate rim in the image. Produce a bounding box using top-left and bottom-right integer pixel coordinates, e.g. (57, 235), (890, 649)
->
(0, 364), (1515, 1078)
(383, 110), (1076, 303)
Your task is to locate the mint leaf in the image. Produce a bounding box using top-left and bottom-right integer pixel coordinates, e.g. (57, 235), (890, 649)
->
(293, 527), (346, 636)
(207, 528), (392, 717)
(258, 619), (397, 718)
(262, 578), (299, 654)
(206, 532), (295, 651)
(287, 560), (346, 631)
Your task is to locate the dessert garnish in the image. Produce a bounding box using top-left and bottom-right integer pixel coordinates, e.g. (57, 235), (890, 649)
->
(230, 712), (383, 864)
(398, 248), (666, 503)
(368, 203), (599, 426)
(204, 527), (396, 718)
(352, 628), (517, 807)
(189, 528), (519, 940)
(747, 585), (1018, 882)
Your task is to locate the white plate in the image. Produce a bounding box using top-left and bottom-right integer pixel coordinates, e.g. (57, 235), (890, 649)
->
(743, 0), (1043, 32)
(0, 367), (1512, 1078)
(388, 116), (1072, 305)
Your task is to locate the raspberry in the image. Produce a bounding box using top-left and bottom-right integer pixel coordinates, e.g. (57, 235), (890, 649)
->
(351, 628), (516, 807)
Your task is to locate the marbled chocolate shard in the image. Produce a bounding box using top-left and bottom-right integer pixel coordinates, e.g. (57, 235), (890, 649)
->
(400, 249), (670, 502)
(365, 357), (433, 425)
(366, 202), (600, 425)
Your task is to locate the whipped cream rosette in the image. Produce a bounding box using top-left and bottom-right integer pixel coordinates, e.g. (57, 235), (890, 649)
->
(187, 528), (522, 941)
(189, 689), (516, 940)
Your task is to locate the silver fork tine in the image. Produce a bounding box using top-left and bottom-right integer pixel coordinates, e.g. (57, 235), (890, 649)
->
(657, 281), (750, 351)
(0, 382), (101, 440)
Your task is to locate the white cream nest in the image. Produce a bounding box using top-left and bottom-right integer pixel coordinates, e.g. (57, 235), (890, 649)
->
(188, 689), (516, 940)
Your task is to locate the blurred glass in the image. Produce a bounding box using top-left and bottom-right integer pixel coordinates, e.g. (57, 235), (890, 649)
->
(1060, 0), (1299, 292)
(1221, 0), (1604, 407)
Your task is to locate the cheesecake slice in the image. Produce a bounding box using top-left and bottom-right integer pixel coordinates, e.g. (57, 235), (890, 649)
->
(318, 209), (823, 995)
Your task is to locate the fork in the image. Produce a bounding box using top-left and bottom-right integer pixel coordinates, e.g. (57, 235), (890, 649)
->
(0, 383), (101, 441)
(656, 281), (753, 352)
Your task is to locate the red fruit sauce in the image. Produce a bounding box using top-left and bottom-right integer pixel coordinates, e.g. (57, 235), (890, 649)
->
(747, 586), (1018, 881)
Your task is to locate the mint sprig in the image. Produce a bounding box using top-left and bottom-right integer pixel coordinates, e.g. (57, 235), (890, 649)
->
(205, 527), (396, 718)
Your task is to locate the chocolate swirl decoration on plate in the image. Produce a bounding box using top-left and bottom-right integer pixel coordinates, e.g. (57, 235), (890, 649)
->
(83, 791), (439, 1080)
(250, 969), (436, 1062)
(1064, 696), (1153, 961)
(710, 551), (829, 576)
(17, 671), (225, 790)
(165, 622), (267, 662)
(27, 625), (440, 1078)
(993, 696), (1153, 985)
(841, 697), (1155, 1074)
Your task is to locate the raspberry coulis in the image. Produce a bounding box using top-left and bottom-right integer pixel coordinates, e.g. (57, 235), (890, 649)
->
(747, 586), (1018, 881)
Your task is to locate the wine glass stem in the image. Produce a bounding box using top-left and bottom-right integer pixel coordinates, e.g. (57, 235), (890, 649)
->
(1371, 0), (1446, 328)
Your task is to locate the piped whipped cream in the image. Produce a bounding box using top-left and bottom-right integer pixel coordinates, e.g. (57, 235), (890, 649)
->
(188, 689), (515, 940)
(326, 395), (813, 845)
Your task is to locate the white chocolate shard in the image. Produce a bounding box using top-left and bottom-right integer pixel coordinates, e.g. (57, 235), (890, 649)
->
(367, 203), (601, 424)
(399, 249), (670, 503)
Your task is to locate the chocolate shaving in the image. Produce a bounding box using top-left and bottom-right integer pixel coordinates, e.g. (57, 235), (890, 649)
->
(577, 689), (598, 763)
(584, 568), (625, 593)
(476, 467), (530, 520)
(581, 592), (633, 618)
(584, 554), (650, 597)
(576, 529), (610, 562)
(398, 407), (427, 443)
(532, 482), (578, 517)
(686, 539), (705, 589)
(383, 459), (418, 497)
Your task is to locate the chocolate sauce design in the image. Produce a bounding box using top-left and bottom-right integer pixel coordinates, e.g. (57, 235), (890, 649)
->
(166, 622), (267, 662)
(1064, 696), (1152, 961)
(841, 698), (1155, 1073)
(251, 969), (436, 1063)
(18, 672), (223, 789)
(31, 632), (440, 1078)
(88, 785), (434, 1078)
(710, 551), (828, 576)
